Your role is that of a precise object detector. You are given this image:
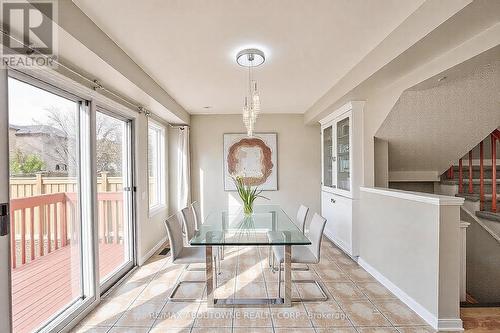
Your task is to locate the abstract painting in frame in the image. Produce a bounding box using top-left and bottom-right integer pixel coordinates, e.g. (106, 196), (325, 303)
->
(223, 133), (278, 191)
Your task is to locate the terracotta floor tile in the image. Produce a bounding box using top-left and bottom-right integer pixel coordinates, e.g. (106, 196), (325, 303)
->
(314, 328), (357, 333)
(271, 302), (312, 327)
(340, 300), (391, 327)
(114, 299), (164, 327)
(149, 327), (190, 333)
(71, 325), (111, 333)
(295, 281), (328, 301)
(191, 327), (231, 333)
(316, 267), (351, 282)
(109, 327), (150, 333)
(343, 267), (376, 282)
(194, 303), (233, 327)
(374, 299), (427, 326)
(233, 307), (273, 327)
(232, 327), (273, 333)
(274, 328), (315, 333)
(78, 240), (435, 332)
(304, 302), (352, 327)
(235, 281), (268, 298)
(395, 326), (437, 333)
(179, 270), (205, 281)
(357, 281), (397, 300)
(325, 281), (367, 301)
(356, 327), (399, 333)
(79, 299), (129, 327)
(170, 281), (205, 300)
(152, 301), (199, 329)
(136, 280), (173, 301)
(291, 269), (320, 281)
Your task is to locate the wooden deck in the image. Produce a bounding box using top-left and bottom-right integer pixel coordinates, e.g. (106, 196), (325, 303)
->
(12, 243), (125, 333)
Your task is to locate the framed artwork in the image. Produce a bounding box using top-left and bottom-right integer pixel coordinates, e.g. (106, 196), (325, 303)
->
(223, 133), (278, 191)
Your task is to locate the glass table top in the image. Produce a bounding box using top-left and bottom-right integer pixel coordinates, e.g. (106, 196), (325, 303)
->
(190, 205), (311, 246)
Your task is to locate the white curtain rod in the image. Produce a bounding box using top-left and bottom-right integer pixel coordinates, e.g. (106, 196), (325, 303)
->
(0, 28), (165, 122)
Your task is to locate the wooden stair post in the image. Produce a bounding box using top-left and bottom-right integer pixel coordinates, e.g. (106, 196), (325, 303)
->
(468, 151), (473, 194)
(459, 158), (463, 193)
(480, 141), (484, 211)
(492, 134), (497, 212)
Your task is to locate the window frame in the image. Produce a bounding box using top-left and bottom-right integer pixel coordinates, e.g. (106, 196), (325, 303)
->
(147, 119), (166, 216)
(7, 70), (96, 333)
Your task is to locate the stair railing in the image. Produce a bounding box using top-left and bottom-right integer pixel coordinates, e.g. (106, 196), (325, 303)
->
(451, 129), (499, 213)
(491, 129), (499, 212)
(480, 141), (484, 210)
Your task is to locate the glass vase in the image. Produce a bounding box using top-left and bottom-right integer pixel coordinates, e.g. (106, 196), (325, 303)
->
(243, 202), (253, 215)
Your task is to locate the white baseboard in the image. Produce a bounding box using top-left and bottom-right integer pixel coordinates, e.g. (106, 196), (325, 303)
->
(438, 319), (464, 331)
(139, 236), (167, 266)
(358, 258), (439, 329)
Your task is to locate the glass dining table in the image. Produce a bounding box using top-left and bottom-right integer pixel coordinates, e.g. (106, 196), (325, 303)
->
(190, 204), (311, 307)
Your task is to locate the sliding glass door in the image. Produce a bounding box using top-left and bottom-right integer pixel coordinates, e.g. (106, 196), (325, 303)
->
(96, 110), (134, 289)
(8, 76), (87, 333)
(3, 73), (136, 332)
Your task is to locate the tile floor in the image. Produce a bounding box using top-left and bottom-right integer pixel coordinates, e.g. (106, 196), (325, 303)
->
(73, 239), (436, 333)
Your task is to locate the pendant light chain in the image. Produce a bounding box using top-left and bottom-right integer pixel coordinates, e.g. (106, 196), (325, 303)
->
(236, 48), (265, 137)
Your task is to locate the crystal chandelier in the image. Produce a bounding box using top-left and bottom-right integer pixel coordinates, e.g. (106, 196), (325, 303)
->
(236, 48), (265, 137)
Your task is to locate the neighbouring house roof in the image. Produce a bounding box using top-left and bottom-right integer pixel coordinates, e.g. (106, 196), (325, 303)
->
(9, 124), (67, 138)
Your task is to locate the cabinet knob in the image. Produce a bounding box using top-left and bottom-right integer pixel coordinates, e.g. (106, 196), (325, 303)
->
(330, 198), (336, 204)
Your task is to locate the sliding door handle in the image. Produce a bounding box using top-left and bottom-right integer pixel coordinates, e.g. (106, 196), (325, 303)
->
(0, 203), (9, 236)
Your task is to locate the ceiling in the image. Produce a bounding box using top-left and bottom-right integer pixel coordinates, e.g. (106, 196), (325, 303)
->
(73, 0), (424, 114)
(376, 55), (500, 174)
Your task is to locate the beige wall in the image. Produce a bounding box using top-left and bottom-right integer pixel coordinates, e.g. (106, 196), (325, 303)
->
(135, 116), (171, 265)
(374, 138), (389, 188)
(359, 187), (463, 329)
(190, 114), (320, 225)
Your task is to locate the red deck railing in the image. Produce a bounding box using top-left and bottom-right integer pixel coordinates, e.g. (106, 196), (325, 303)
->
(10, 191), (124, 269)
(451, 129), (499, 213)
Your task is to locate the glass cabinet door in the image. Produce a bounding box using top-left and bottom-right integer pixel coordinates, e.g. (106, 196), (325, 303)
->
(322, 125), (333, 187)
(336, 117), (350, 191)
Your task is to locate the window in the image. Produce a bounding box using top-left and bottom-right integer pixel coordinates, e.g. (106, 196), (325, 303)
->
(148, 120), (166, 213)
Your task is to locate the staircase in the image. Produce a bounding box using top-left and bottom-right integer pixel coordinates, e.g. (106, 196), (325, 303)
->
(436, 129), (500, 305)
(440, 129), (500, 222)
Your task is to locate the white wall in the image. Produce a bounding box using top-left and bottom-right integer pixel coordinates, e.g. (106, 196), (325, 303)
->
(359, 187), (463, 331)
(190, 114), (320, 224)
(374, 138), (389, 188)
(136, 117), (170, 265)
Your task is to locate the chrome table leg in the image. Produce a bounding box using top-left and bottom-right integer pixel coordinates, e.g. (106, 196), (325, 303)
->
(206, 245), (214, 307)
(284, 245), (292, 307)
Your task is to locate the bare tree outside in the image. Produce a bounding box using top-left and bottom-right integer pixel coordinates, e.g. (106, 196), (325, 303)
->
(32, 107), (123, 176)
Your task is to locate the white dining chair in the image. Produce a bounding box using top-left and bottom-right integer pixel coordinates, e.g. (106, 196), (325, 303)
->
(191, 201), (202, 230)
(296, 204), (309, 233)
(192, 201), (225, 260)
(164, 213), (219, 301)
(180, 206), (215, 271)
(269, 204), (309, 270)
(180, 206), (197, 242)
(272, 212), (328, 302)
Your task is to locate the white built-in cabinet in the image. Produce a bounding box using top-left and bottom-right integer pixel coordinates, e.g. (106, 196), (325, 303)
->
(320, 102), (364, 257)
